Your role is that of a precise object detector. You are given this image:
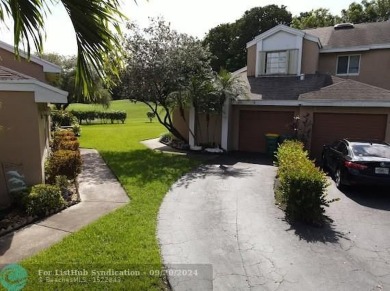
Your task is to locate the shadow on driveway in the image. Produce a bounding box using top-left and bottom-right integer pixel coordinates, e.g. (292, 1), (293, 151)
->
(286, 221), (348, 243)
(339, 186), (390, 211)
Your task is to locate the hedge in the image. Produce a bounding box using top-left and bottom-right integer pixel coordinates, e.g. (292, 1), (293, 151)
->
(275, 140), (337, 225)
(69, 110), (127, 124)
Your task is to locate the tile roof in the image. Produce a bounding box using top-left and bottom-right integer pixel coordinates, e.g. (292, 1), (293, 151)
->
(236, 68), (390, 102)
(0, 66), (32, 80)
(299, 78), (390, 101)
(237, 71), (333, 100)
(304, 21), (390, 49)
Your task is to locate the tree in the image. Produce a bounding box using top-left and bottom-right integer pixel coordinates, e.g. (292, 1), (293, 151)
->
(341, 0), (390, 23)
(121, 18), (213, 142)
(0, 0), (126, 98)
(204, 5), (292, 72)
(203, 23), (235, 72)
(292, 8), (342, 29)
(40, 53), (111, 109)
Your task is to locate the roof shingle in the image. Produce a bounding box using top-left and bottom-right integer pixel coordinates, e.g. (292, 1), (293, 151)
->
(303, 21), (390, 49)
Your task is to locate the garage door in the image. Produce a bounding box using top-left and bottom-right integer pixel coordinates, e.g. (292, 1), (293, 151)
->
(239, 110), (294, 152)
(311, 113), (387, 159)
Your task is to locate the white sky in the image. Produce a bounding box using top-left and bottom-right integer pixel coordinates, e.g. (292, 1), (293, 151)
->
(0, 0), (355, 56)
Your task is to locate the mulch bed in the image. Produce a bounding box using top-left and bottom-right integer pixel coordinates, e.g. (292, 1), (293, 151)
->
(0, 183), (80, 237)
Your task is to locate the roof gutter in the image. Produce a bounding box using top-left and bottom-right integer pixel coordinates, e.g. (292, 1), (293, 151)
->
(0, 79), (68, 103)
(233, 99), (390, 108)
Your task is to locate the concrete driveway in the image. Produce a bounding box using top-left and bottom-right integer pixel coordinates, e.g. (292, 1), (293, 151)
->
(158, 156), (390, 291)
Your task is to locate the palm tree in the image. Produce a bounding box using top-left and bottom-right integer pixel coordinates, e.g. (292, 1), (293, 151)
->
(0, 0), (127, 97)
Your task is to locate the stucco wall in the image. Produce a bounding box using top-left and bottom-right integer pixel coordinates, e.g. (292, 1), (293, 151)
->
(0, 92), (45, 207)
(318, 49), (390, 90)
(301, 39), (319, 74)
(0, 48), (46, 82)
(247, 45), (256, 77)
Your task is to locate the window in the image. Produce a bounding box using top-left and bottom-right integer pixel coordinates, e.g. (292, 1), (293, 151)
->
(336, 55), (360, 75)
(258, 49), (298, 76)
(266, 51), (287, 74)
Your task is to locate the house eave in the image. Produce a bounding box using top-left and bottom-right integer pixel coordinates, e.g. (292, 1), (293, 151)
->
(246, 24), (321, 48)
(0, 79), (68, 103)
(0, 40), (62, 73)
(320, 43), (390, 53)
(233, 99), (390, 108)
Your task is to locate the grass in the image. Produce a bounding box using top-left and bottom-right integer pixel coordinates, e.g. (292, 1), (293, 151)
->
(21, 101), (201, 290)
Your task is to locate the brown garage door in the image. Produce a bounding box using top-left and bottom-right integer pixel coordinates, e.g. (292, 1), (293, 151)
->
(239, 110), (294, 152)
(311, 113), (387, 159)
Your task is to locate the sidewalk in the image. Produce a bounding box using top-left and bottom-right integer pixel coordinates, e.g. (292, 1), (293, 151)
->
(0, 149), (129, 264)
(140, 138), (187, 155)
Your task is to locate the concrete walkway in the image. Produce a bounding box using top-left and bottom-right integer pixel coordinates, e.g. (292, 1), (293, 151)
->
(140, 138), (187, 155)
(0, 149), (129, 264)
(158, 157), (390, 291)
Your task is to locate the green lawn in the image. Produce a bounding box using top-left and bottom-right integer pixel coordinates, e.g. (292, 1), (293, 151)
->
(21, 101), (201, 290)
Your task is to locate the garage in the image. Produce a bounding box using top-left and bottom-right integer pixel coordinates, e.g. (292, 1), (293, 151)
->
(310, 113), (387, 159)
(239, 110), (294, 152)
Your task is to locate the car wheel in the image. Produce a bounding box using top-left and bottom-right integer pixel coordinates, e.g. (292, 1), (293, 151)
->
(335, 168), (344, 189)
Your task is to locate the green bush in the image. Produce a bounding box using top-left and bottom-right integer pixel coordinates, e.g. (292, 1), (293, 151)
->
(55, 175), (71, 200)
(46, 150), (82, 183)
(275, 140), (337, 225)
(69, 110), (127, 124)
(51, 110), (76, 127)
(24, 184), (66, 217)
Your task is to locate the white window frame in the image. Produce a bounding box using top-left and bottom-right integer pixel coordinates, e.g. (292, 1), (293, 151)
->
(336, 55), (361, 76)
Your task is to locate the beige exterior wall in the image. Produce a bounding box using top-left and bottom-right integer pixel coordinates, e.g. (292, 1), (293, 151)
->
(247, 45), (257, 77)
(0, 48), (46, 82)
(172, 108), (190, 141)
(0, 92), (48, 207)
(301, 39), (319, 74)
(231, 105), (300, 150)
(318, 49), (390, 90)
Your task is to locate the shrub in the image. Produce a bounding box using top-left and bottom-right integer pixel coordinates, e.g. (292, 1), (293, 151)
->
(275, 140), (337, 225)
(51, 130), (77, 151)
(24, 184), (66, 217)
(55, 175), (71, 200)
(69, 110), (127, 124)
(46, 150), (82, 183)
(51, 110), (76, 127)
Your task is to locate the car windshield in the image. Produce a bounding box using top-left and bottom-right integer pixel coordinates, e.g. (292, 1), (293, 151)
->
(351, 143), (390, 158)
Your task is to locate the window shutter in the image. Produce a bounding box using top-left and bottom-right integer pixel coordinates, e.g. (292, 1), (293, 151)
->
(258, 52), (266, 76)
(288, 49), (298, 75)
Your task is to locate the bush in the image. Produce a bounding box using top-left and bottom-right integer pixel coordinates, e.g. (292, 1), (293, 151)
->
(51, 110), (76, 127)
(275, 140), (337, 225)
(51, 130), (77, 151)
(24, 184), (66, 217)
(69, 110), (127, 124)
(46, 150), (82, 183)
(55, 175), (71, 200)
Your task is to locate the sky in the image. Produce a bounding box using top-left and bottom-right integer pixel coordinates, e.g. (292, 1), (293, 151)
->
(0, 0), (356, 56)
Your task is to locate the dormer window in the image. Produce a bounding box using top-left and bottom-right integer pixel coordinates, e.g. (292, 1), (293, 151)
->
(258, 49), (299, 76)
(336, 55), (360, 75)
(266, 51), (288, 74)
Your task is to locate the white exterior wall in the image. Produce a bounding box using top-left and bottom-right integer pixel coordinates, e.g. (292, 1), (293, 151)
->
(255, 31), (303, 77)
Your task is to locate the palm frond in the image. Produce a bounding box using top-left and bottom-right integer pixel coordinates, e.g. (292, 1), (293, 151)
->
(0, 0), (46, 56)
(61, 0), (126, 98)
